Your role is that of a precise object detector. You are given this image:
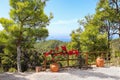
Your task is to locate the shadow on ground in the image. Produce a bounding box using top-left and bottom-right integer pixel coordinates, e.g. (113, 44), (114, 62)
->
(60, 67), (120, 80)
(0, 72), (29, 80)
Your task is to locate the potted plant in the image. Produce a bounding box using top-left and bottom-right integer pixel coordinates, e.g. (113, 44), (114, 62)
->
(50, 63), (59, 72)
(96, 56), (104, 67)
(44, 46), (68, 72)
(44, 49), (59, 72)
(35, 66), (42, 72)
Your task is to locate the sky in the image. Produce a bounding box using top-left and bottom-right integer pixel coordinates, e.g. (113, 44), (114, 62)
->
(0, 0), (99, 42)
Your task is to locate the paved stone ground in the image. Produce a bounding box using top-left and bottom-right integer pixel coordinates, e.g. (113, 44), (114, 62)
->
(0, 66), (120, 80)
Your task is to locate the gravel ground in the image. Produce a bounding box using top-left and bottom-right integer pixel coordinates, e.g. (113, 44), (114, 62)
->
(0, 66), (120, 80)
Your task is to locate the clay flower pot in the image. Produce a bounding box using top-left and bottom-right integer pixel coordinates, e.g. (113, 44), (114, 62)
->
(50, 63), (59, 72)
(35, 66), (42, 72)
(96, 57), (104, 67)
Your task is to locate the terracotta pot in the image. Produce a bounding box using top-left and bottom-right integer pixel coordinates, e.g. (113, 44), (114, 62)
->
(50, 63), (59, 72)
(96, 57), (104, 67)
(35, 66), (42, 72)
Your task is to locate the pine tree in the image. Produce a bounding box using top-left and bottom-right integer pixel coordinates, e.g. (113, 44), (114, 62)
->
(0, 0), (52, 72)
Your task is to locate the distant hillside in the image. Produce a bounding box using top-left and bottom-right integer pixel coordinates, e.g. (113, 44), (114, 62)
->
(34, 40), (68, 53)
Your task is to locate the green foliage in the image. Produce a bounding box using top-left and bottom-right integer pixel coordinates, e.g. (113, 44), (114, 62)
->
(111, 38), (120, 57)
(0, 0), (52, 72)
(111, 39), (120, 51)
(1, 50), (16, 71)
(69, 14), (108, 65)
(80, 25), (107, 52)
(110, 38), (120, 66)
(67, 28), (82, 51)
(8, 68), (17, 72)
(20, 48), (44, 72)
(69, 15), (108, 52)
(96, 0), (120, 38)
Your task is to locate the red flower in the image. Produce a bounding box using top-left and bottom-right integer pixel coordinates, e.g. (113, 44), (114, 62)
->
(61, 45), (67, 51)
(44, 45), (80, 64)
(74, 50), (79, 56)
(68, 50), (73, 55)
(44, 50), (53, 57)
(44, 52), (49, 57)
(68, 50), (79, 56)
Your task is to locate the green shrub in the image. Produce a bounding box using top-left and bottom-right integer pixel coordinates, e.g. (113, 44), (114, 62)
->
(8, 68), (17, 72)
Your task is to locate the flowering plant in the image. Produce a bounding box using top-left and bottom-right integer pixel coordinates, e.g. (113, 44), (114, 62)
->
(44, 45), (79, 63)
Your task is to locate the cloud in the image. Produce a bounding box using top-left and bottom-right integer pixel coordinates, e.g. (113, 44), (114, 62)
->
(47, 18), (80, 37)
(51, 19), (78, 25)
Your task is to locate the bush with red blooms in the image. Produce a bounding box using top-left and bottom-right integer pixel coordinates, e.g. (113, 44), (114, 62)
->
(44, 45), (79, 62)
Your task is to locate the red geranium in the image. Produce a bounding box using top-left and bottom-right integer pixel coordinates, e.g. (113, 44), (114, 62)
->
(73, 50), (79, 56)
(44, 45), (80, 63)
(44, 52), (49, 57)
(61, 45), (67, 51)
(68, 50), (73, 55)
(68, 50), (79, 56)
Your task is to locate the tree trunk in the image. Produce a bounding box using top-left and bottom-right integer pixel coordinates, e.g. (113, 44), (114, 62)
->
(17, 45), (22, 72)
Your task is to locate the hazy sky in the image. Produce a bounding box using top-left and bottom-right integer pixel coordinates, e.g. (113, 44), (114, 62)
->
(0, 0), (99, 42)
